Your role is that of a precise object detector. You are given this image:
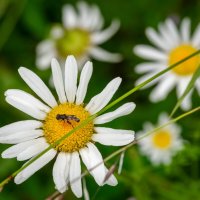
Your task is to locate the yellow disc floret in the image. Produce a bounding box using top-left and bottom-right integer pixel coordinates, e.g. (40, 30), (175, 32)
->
(43, 103), (93, 153)
(56, 28), (90, 58)
(152, 130), (172, 149)
(168, 44), (200, 76)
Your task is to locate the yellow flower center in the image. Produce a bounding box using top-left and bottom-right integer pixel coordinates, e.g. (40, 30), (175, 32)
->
(168, 45), (200, 76)
(152, 130), (172, 149)
(56, 28), (90, 58)
(43, 103), (94, 152)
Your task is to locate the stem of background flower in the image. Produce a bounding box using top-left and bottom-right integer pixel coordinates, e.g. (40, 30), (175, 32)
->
(0, 50), (200, 189)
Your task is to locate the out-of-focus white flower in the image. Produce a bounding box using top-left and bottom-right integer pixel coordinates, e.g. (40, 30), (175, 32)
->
(138, 113), (183, 165)
(36, 1), (122, 70)
(0, 55), (135, 198)
(134, 18), (200, 110)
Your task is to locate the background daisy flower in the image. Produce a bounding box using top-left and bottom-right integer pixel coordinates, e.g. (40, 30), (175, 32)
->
(0, 55), (135, 198)
(138, 113), (183, 165)
(36, 1), (122, 70)
(133, 18), (200, 110)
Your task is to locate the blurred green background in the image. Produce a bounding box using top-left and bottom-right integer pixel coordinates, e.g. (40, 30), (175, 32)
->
(0, 0), (200, 199)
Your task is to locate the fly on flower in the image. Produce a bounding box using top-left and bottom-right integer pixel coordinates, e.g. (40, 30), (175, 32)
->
(133, 18), (200, 110)
(36, 1), (122, 70)
(0, 56), (135, 198)
(137, 113), (184, 165)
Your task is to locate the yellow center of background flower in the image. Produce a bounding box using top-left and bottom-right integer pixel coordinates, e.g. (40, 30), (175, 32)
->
(168, 44), (200, 76)
(43, 103), (93, 152)
(152, 130), (172, 149)
(56, 28), (90, 58)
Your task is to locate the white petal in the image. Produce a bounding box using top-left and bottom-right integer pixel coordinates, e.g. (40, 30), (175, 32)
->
(91, 20), (120, 44)
(145, 27), (169, 51)
(149, 76), (176, 102)
(17, 138), (49, 161)
(18, 67), (57, 107)
(65, 56), (78, 103)
(2, 139), (41, 158)
(134, 45), (167, 61)
(14, 149), (56, 184)
(62, 5), (77, 28)
(165, 19), (180, 45)
(5, 89), (50, 113)
(5, 96), (46, 120)
(0, 130), (43, 144)
(86, 77), (122, 114)
(77, 1), (90, 29)
(93, 127), (135, 146)
(104, 167), (118, 186)
(94, 102), (135, 124)
(36, 40), (54, 55)
(192, 23), (200, 47)
(76, 61), (93, 105)
(180, 90), (193, 110)
(51, 58), (67, 103)
(89, 47), (122, 63)
(176, 77), (191, 97)
(80, 143), (105, 186)
(0, 120), (42, 136)
(50, 26), (64, 39)
(69, 152), (82, 198)
(180, 18), (191, 43)
(53, 152), (71, 193)
(135, 62), (164, 74)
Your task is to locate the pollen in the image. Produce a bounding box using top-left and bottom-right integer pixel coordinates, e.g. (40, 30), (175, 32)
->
(168, 44), (200, 76)
(56, 28), (90, 58)
(152, 130), (172, 149)
(43, 103), (94, 152)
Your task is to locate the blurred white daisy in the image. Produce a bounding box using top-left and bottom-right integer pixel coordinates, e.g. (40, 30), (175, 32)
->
(134, 18), (200, 110)
(0, 55), (135, 198)
(36, 1), (122, 70)
(138, 113), (183, 165)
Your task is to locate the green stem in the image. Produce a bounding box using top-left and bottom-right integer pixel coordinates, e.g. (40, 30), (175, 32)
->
(0, 50), (200, 189)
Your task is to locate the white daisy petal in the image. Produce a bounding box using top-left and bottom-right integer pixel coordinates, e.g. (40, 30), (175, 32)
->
(176, 78), (191, 97)
(62, 5), (77, 28)
(5, 96), (46, 120)
(89, 47), (122, 63)
(192, 23), (200, 47)
(94, 102), (136, 124)
(180, 90), (193, 110)
(134, 45), (167, 61)
(2, 139), (40, 158)
(180, 18), (191, 43)
(51, 58), (67, 103)
(53, 152), (71, 193)
(91, 20), (120, 45)
(69, 152), (82, 198)
(50, 26), (64, 39)
(76, 61), (93, 105)
(145, 27), (169, 51)
(104, 167), (118, 186)
(93, 127), (135, 146)
(5, 89), (51, 113)
(18, 67), (57, 107)
(149, 76), (176, 102)
(77, 1), (90, 29)
(165, 19), (180, 45)
(0, 120), (42, 137)
(17, 138), (49, 161)
(0, 130), (43, 144)
(135, 62), (164, 74)
(65, 56), (78, 103)
(80, 143), (105, 186)
(36, 40), (55, 55)
(86, 77), (122, 114)
(14, 149), (56, 184)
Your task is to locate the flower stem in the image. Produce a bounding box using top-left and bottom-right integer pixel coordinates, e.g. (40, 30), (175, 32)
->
(0, 50), (200, 189)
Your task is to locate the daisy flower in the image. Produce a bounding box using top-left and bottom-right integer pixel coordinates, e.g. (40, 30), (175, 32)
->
(138, 113), (183, 165)
(0, 55), (135, 198)
(134, 18), (200, 110)
(36, 1), (122, 70)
